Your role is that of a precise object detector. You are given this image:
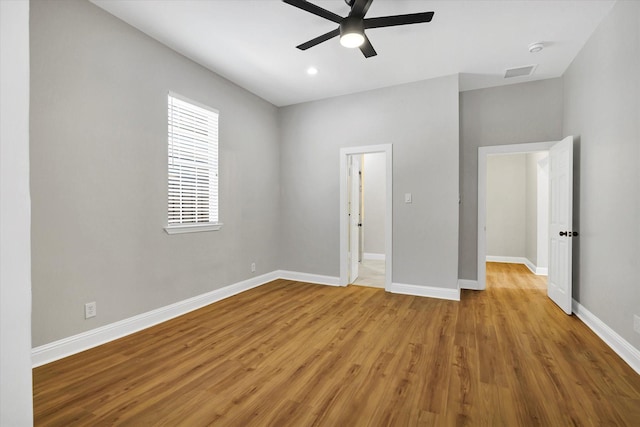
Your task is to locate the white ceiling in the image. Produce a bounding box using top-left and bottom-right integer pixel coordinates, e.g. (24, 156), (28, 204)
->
(91, 0), (615, 107)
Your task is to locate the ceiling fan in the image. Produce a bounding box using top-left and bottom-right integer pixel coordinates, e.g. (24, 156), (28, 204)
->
(282, 0), (435, 58)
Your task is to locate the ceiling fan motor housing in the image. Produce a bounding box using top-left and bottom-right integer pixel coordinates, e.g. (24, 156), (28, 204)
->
(340, 16), (365, 38)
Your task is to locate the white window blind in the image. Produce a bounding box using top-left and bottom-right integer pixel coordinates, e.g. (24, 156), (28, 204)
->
(167, 93), (219, 228)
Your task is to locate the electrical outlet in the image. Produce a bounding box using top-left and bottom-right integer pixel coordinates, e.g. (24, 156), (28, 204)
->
(634, 315), (640, 335)
(85, 302), (96, 319)
(251, 262), (256, 273)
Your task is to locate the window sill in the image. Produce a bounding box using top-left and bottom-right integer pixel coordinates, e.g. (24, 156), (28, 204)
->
(164, 223), (223, 235)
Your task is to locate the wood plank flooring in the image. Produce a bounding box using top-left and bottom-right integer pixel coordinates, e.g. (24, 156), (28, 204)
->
(33, 262), (640, 426)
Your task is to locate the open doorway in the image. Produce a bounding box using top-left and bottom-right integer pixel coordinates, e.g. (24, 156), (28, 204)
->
(485, 151), (549, 275)
(475, 141), (556, 290)
(340, 144), (392, 289)
(348, 152), (386, 288)
(477, 138), (576, 314)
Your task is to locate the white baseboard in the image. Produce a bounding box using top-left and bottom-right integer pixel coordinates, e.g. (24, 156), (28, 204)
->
(458, 279), (481, 290)
(276, 270), (340, 286)
(32, 271), (280, 367)
(523, 258), (536, 274)
(486, 255), (528, 264)
(572, 299), (640, 375)
(388, 282), (460, 301)
(523, 258), (548, 276)
(487, 256), (547, 276)
(535, 267), (548, 275)
(363, 253), (385, 261)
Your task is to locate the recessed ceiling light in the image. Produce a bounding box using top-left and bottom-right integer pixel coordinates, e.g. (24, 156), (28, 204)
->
(528, 42), (544, 53)
(307, 67), (318, 76)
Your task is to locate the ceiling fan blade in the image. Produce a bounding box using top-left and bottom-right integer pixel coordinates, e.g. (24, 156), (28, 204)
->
(359, 35), (377, 58)
(364, 11), (434, 29)
(282, 0), (343, 24)
(296, 28), (340, 50)
(349, 0), (373, 18)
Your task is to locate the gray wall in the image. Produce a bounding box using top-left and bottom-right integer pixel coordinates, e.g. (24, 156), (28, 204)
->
(525, 152), (549, 268)
(563, 0), (640, 348)
(459, 78), (564, 280)
(486, 154), (526, 257)
(0, 1), (33, 423)
(525, 153), (538, 265)
(279, 75), (460, 289)
(363, 152), (385, 256)
(30, 0), (281, 346)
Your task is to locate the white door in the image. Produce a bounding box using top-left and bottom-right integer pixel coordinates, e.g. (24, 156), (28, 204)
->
(349, 155), (361, 283)
(548, 136), (574, 314)
(358, 164), (364, 263)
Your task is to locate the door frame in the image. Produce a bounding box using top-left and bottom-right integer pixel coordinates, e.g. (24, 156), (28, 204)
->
(340, 144), (392, 289)
(477, 141), (555, 290)
(348, 155), (361, 283)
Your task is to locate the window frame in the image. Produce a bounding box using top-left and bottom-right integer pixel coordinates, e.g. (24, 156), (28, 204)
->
(164, 91), (222, 235)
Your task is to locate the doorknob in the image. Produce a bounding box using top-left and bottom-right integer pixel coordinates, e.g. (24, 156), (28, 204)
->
(572, 231), (579, 237)
(559, 231), (568, 236)
(559, 231), (579, 237)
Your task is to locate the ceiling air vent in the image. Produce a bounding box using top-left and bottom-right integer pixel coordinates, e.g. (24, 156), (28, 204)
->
(504, 65), (537, 78)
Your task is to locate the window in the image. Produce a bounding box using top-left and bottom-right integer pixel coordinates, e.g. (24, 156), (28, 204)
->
(165, 93), (221, 234)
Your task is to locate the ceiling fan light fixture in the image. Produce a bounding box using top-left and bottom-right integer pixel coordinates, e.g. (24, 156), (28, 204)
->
(283, 0), (435, 58)
(340, 32), (365, 48)
(339, 17), (365, 48)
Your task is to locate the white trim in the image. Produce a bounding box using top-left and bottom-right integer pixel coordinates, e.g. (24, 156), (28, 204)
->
(32, 271), (278, 367)
(276, 270), (340, 287)
(363, 252), (385, 261)
(164, 222), (223, 234)
(477, 141), (556, 291)
(485, 256), (547, 276)
(1, 2), (33, 422)
(486, 255), (529, 264)
(388, 282), (460, 301)
(340, 144), (393, 290)
(168, 90), (219, 115)
(458, 279), (480, 290)
(573, 299), (640, 375)
(523, 258), (537, 274)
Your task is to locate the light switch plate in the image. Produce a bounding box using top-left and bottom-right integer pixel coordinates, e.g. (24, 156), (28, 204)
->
(404, 193), (412, 203)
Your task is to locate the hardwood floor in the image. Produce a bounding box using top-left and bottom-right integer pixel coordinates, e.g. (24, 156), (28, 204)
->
(33, 262), (640, 426)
